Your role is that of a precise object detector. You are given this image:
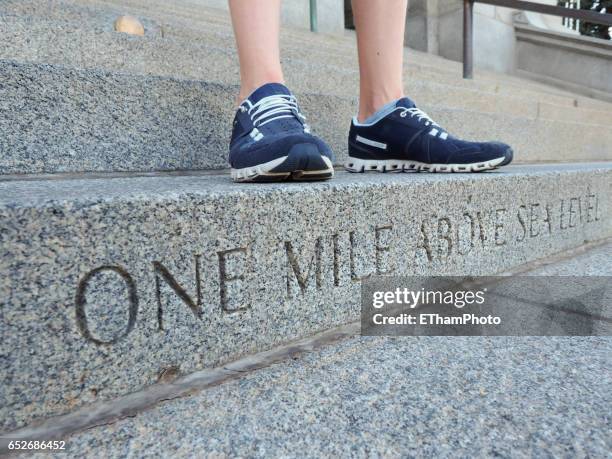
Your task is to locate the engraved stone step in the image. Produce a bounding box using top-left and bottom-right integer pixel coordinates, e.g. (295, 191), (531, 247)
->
(1, 163), (610, 431)
(2, 16), (611, 128)
(2, 59), (612, 175)
(2, 242), (611, 454)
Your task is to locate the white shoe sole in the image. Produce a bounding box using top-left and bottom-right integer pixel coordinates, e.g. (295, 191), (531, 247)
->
(231, 156), (334, 182)
(344, 156), (506, 173)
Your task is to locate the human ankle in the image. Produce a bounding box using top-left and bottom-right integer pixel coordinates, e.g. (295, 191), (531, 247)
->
(358, 91), (404, 123)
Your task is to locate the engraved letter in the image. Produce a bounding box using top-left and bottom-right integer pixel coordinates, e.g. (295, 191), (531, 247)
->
(437, 218), (453, 258)
(375, 225), (394, 274)
(416, 220), (433, 262)
(529, 203), (540, 238)
(559, 199), (568, 230)
(332, 234), (340, 286)
(75, 266), (138, 345)
(569, 197), (580, 228)
(543, 204), (553, 235)
(585, 193), (601, 223)
(349, 231), (361, 282)
(217, 248), (249, 312)
(494, 208), (507, 246)
(456, 213), (476, 256)
(475, 211), (487, 246)
(154, 256), (202, 330)
(516, 205), (528, 241)
(286, 238), (323, 296)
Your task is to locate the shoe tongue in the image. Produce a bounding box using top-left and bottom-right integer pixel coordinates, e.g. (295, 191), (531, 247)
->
(395, 97), (417, 109)
(247, 83), (292, 104)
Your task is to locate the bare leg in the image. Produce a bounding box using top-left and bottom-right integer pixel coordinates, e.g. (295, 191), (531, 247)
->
(229, 0), (285, 103)
(352, 0), (408, 122)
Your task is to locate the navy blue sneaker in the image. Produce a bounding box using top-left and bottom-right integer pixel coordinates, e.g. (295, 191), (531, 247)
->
(229, 83), (334, 182)
(346, 97), (513, 173)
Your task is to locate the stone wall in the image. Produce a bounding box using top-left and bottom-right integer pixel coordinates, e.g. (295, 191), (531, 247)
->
(515, 22), (612, 98)
(405, 0), (612, 95)
(405, 0), (517, 74)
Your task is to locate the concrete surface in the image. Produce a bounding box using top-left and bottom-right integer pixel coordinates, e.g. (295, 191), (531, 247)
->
(3, 59), (612, 175)
(528, 240), (612, 276)
(1, 164), (610, 430)
(516, 24), (612, 98)
(2, 15), (609, 127)
(40, 335), (612, 457)
(407, 0), (517, 74)
(3, 240), (611, 456)
(2, 0), (611, 437)
(2, 0), (612, 174)
(3, 0), (606, 107)
(2, 0), (606, 112)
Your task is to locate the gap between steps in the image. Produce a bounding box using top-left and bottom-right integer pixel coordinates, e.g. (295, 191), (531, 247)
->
(0, 323), (360, 448)
(1, 162), (611, 184)
(0, 168), (231, 183)
(0, 236), (610, 449)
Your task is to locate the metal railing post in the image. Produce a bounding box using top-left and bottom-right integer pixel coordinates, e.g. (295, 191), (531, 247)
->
(463, 0), (474, 79)
(459, 0), (612, 78)
(310, 0), (318, 32)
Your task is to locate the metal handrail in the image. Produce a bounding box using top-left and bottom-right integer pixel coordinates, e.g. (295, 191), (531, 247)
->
(463, 0), (612, 78)
(310, 0), (318, 32)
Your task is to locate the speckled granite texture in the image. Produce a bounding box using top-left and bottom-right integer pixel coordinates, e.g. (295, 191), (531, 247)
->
(1, 11), (610, 128)
(2, 59), (612, 175)
(1, 164), (611, 430)
(0, 60), (234, 174)
(3, 0), (610, 110)
(34, 336), (612, 458)
(2, 2), (612, 175)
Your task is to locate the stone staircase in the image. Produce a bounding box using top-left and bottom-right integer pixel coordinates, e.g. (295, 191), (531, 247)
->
(2, 0), (612, 174)
(1, 0), (611, 449)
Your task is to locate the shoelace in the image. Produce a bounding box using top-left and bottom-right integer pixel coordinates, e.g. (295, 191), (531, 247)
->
(398, 107), (438, 126)
(241, 94), (307, 129)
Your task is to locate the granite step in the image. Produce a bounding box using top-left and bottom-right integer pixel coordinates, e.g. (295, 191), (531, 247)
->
(2, 240), (611, 455)
(85, 0), (612, 111)
(3, 0), (611, 116)
(3, 59), (612, 175)
(45, 335), (612, 458)
(88, 0), (612, 103)
(6, 309), (612, 455)
(2, 16), (611, 129)
(1, 163), (610, 431)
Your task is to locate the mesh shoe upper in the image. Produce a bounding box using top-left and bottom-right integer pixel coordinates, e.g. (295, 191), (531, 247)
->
(229, 83), (334, 169)
(348, 97), (513, 166)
